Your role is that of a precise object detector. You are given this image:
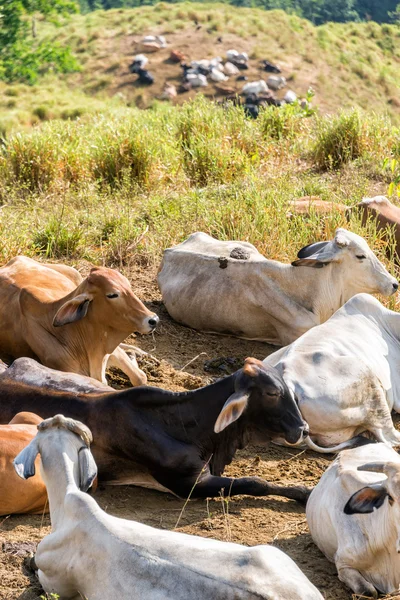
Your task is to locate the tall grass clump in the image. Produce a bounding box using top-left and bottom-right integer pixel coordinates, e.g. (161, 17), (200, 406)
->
(89, 110), (181, 189)
(176, 97), (255, 186)
(0, 107), (183, 192)
(259, 102), (309, 142)
(311, 109), (391, 170)
(33, 217), (83, 258)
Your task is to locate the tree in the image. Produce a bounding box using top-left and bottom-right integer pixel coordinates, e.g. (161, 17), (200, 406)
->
(0, 0), (80, 83)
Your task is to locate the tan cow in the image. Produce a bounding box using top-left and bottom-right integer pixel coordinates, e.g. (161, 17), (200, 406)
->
(357, 196), (400, 260)
(0, 412), (47, 515)
(0, 256), (159, 386)
(287, 196), (349, 218)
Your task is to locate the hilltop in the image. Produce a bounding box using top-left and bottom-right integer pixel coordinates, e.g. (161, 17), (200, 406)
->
(1, 3), (400, 134)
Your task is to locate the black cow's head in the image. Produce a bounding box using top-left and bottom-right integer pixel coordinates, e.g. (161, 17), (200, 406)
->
(214, 357), (308, 445)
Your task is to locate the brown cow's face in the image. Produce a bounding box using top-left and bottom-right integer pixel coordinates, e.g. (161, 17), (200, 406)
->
(85, 267), (159, 335)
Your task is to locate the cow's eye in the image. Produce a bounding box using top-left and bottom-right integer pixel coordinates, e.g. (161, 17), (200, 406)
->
(356, 255), (366, 260)
(106, 293), (119, 299)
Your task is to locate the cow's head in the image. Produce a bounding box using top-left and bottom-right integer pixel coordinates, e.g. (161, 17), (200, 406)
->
(53, 267), (159, 335)
(14, 414), (97, 494)
(292, 228), (398, 297)
(344, 461), (400, 516)
(214, 357), (308, 445)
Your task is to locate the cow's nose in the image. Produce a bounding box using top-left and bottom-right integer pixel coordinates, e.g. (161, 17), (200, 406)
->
(148, 315), (159, 329)
(393, 282), (399, 292)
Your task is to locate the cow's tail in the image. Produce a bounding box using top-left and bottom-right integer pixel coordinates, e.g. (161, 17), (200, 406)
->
(304, 435), (373, 454)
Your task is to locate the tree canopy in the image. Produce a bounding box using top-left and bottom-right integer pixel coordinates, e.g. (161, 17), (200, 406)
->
(0, 0), (80, 83)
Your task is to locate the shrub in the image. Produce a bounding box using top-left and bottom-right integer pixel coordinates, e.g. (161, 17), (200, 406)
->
(312, 110), (368, 169)
(33, 217), (82, 258)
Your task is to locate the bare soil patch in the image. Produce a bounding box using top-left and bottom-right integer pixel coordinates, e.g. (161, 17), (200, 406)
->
(0, 263), (383, 600)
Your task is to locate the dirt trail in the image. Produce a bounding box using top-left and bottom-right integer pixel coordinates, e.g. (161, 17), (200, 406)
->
(0, 264), (384, 600)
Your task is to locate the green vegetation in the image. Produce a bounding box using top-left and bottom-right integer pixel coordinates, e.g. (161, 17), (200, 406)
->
(0, 97), (398, 313)
(0, 0), (80, 83)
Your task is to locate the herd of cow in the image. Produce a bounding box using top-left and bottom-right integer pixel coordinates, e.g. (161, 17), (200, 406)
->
(3, 199), (400, 598)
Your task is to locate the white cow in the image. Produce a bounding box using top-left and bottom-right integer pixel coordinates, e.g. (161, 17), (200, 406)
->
(15, 415), (324, 600)
(242, 80), (269, 95)
(158, 229), (398, 345)
(307, 442), (400, 597)
(264, 293), (400, 452)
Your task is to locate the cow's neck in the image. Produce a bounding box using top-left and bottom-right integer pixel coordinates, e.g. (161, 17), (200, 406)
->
(284, 264), (352, 324)
(40, 441), (80, 531)
(46, 292), (126, 381)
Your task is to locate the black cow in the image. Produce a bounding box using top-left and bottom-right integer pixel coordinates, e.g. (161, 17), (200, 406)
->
(137, 68), (154, 85)
(0, 357), (309, 502)
(262, 60), (281, 74)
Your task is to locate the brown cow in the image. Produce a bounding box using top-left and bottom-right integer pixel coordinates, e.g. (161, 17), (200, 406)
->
(0, 256), (159, 386)
(357, 196), (400, 259)
(287, 196), (349, 218)
(0, 412), (47, 515)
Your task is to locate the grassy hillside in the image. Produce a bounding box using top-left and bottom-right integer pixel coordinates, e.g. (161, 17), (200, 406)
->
(1, 3), (400, 136)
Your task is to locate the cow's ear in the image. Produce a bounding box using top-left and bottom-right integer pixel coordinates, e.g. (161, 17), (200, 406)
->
(344, 483), (388, 515)
(14, 439), (39, 480)
(53, 294), (92, 327)
(214, 392), (250, 434)
(78, 446), (98, 493)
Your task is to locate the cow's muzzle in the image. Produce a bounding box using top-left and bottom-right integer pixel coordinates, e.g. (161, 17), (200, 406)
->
(284, 423), (309, 446)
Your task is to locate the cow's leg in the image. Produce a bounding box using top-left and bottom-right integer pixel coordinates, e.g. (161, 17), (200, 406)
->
(106, 347), (147, 386)
(119, 343), (160, 365)
(337, 566), (377, 598)
(173, 474), (311, 503)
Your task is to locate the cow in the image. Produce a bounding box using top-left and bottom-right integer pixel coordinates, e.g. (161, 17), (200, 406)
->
(264, 293), (400, 453)
(137, 68), (154, 85)
(0, 356), (309, 503)
(0, 412), (47, 515)
(157, 229), (398, 346)
(15, 415), (323, 600)
(306, 442), (400, 597)
(286, 196), (349, 219)
(0, 256), (159, 386)
(357, 195), (400, 260)
(261, 60), (281, 73)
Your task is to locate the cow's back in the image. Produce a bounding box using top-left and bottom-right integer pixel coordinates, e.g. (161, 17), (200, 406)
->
(0, 424), (47, 515)
(158, 232), (302, 343)
(0, 256), (77, 360)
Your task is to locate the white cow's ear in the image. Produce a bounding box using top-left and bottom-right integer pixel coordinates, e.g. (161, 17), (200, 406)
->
(53, 294), (93, 327)
(214, 392), (250, 433)
(14, 439), (39, 480)
(292, 235), (348, 268)
(78, 446), (98, 493)
(344, 483), (388, 515)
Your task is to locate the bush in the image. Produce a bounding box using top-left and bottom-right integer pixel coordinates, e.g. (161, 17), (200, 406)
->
(312, 110), (368, 169)
(33, 217), (82, 258)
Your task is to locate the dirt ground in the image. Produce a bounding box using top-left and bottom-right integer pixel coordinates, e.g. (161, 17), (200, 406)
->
(0, 263), (398, 600)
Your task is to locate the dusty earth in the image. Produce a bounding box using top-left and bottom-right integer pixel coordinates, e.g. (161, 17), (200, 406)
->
(1, 262), (399, 600)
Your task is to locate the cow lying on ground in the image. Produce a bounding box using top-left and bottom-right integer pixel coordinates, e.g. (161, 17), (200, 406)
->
(158, 229), (398, 345)
(307, 442), (400, 597)
(286, 196), (349, 218)
(0, 256), (159, 386)
(264, 293), (400, 453)
(357, 195), (400, 260)
(0, 412), (47, 515)
(0, 357), (309, 502)
(15, 415), (323, 600)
